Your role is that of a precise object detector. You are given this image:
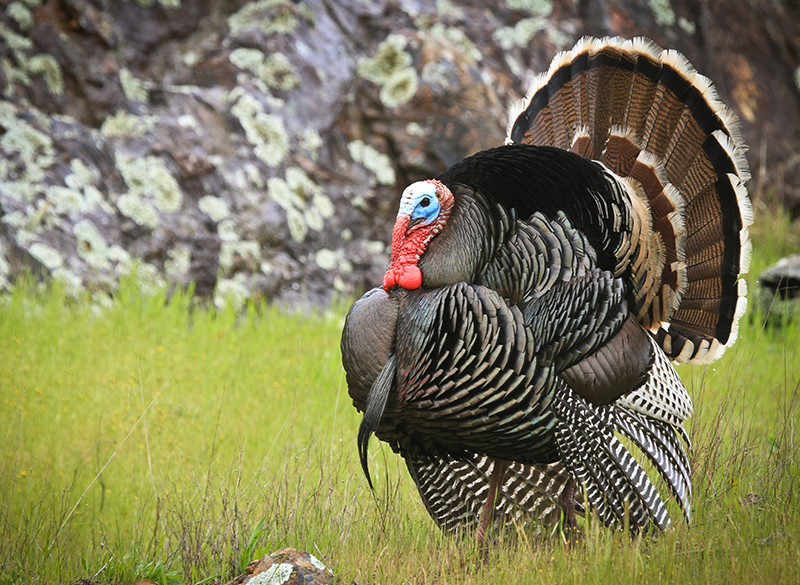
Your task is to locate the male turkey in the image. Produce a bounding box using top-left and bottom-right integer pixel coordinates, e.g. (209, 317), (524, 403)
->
(341, 37), (752, 540)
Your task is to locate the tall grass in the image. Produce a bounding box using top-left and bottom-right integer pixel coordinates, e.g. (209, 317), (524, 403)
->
(0, 207), (799, 584)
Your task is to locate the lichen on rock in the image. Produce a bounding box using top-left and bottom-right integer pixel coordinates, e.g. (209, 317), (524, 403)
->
(26, 54), (64, 95)
(230, 48), (301, 92)
(120, 68), (149, 103)
(230, 90), (290, 168)
(228, 0), (315, 36)
(214, 273), (250, 311)
(198, 195), (231, 223)
(347, 140), (396, 186)
(358, 33), (420, 108)
(28, 242), (64, 270)
(100, 110), (154, 137)
(115, 154), (182, 229)
(266, 167), (332, 244)
(73, 219), (110, 270)
(117, 154), (183, 214)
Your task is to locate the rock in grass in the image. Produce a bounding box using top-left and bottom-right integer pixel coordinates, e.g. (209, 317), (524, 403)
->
(760, 255), (800, 300)
(757, 255), (800, 322)
(225, 548), (336, 585)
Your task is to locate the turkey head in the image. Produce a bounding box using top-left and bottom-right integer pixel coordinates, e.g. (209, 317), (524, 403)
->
(383, 179), (454, 290)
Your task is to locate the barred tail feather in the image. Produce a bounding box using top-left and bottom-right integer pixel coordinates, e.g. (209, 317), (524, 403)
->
(614, 408), (692, 523)
(507, 36), (751, 365)
(553, 383), (671, 531)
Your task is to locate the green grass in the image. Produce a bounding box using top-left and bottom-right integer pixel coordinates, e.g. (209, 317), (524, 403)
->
(1, 207), (799, 584)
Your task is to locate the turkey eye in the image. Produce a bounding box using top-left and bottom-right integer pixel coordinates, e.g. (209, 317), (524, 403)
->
(420, 197), (431, 208)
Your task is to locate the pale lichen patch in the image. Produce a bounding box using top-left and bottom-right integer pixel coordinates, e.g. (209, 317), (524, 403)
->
(358, 34), (419, 108)
(428, 24), (482, 62)
(230, 48), (301, 91)
(267, 167), (331, 243)
(230, 91), (289, 167)
(1, 58), (28, 99)
(116, 154), (183, 221)
(363, 240), (386, 256)
(493, 17), (548, 50)
(120, 67), (149, 103)
(244, 163), (265, 189)
(286, 166), (321, 201)
(299, 128), (322, 159)
(286, 208), (308, 243)
(73, 219), (110, 270)
(165, 246), (191, 278)
(45, 185), (84, 215)
(0, 110), (56, 204)
(134, 0), (181, 8)
(0, 242), (11, 290)
(315, 248), (353, 273)
(648, 0), (676, 26)
(1, 115), (54, 169)
(67, 159), (100, 190)
(29, 242), (64, 270)
(379, 68), (418, 108)
(505, 0), (553, 16)
(348, 140), (396, 186)
(27, 54), (64, 95)
(101, 110), (154, 137)
(358, 34), (413, 85)
(52, 267), (84, 297)
(135, 262), (167, 296)
(678, 16), (696, 35)
(435, 0), (465, 18)
(268, 176), (304, 210)
(214, 274), (250, 311)
(118, 194), (159, 229)
(106, 245), (132, 272)
(198, 195), (231, 222)
(219, 240), (261, 273)
(228, 0), (315, 36)
(8, 2), (34, 30)
(217, 219), (239, 242)
(0, 23), (33, 52)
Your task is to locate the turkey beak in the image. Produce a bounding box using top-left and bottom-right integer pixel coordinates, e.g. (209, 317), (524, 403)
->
(406, 216), (425, 230)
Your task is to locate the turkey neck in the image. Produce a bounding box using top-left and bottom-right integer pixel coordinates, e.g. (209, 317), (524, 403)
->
(415, 186), (501, 287)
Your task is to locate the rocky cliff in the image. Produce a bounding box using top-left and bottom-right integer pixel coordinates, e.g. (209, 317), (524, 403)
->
(1, 0), (798, 308)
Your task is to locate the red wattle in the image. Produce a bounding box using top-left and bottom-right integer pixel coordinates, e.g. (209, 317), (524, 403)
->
(397, 265), (422, 289)
(383, 211), (435, 291)
(383, 270), (397, 291)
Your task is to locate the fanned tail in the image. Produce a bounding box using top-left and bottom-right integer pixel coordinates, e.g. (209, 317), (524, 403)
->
(507, 36), (752, 365)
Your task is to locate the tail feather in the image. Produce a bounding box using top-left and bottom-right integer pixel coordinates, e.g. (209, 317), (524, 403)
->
(614, 408), (692, 523)
(507, 36), (751, 365)
(616, 336), (693, 428)
(553, 382), (670, 531)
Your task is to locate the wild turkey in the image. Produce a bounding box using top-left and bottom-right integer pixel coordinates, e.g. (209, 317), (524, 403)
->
(341, 37), (752, 539)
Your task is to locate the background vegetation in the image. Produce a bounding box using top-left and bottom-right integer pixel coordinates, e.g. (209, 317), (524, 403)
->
(1, 202), (799, 585)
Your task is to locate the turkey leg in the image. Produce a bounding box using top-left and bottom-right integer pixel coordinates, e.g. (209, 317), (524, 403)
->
(476, 459), (509, 544)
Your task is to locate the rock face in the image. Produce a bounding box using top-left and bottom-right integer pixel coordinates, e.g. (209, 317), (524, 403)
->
(1, 0), (799, 308)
